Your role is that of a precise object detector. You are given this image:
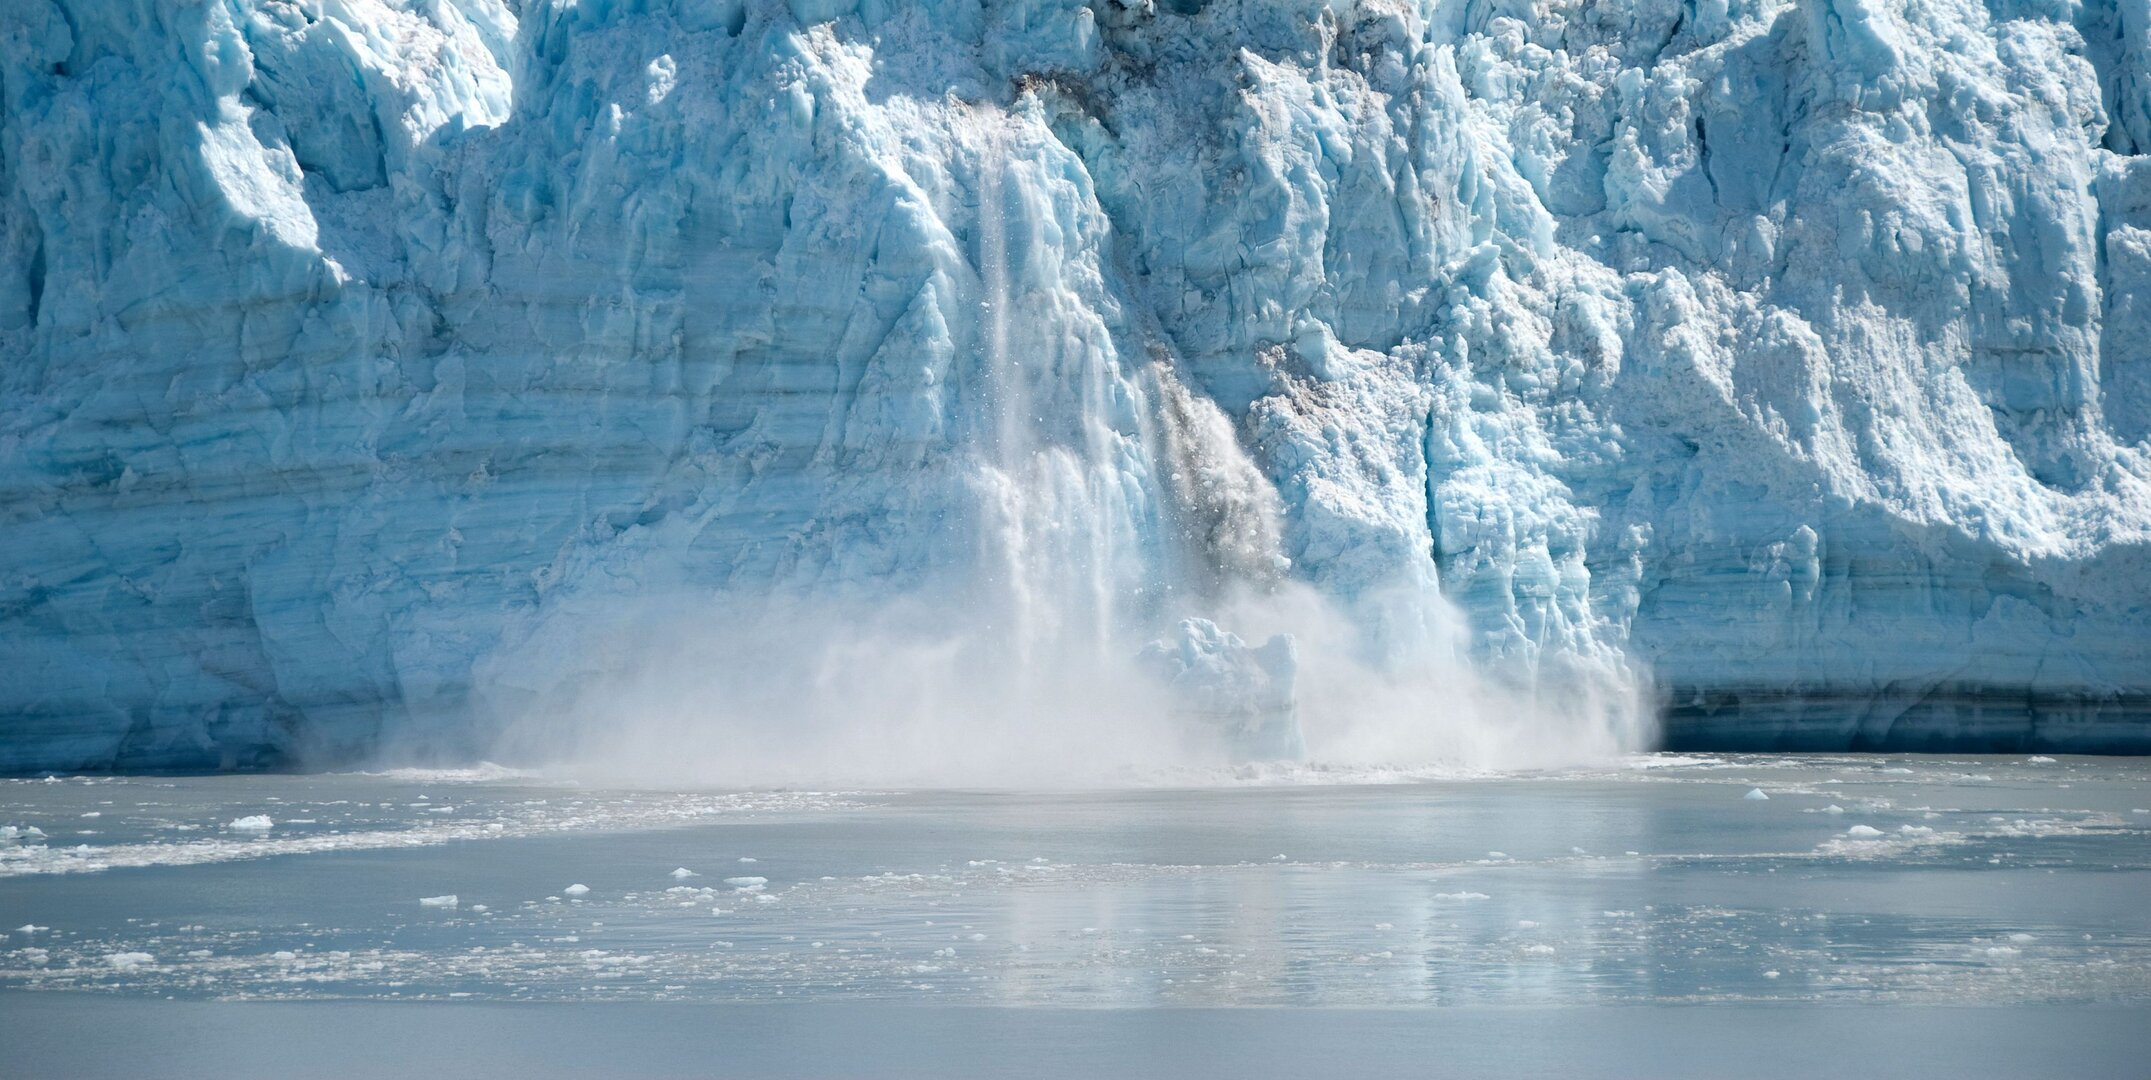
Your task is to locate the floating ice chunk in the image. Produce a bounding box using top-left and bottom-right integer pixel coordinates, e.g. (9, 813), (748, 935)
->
(1744, 789), (1769, 801)
(1985, 946), (2020, 957)
(1521, 944), (1556, 955)
(2028, 756), (2057, 764)
(470, 905), (489, 913)
(1880, 768), (1914, 775)
(80, 812), (101, 818)
(724, 876), (768, 889)
(15, 924), (48, 933)
(1763, 970), (1781, 979)
(2008, 933), (2035, 943)
(226, 815), (274, 831)
(1823, 805), (1846, 814)
(670, 868), (697, 879)
(273, 950), (298, 960)
(1846, 825), (1885, 838)
(563, 884), (590, 896)
(1898, 825), (1935, 837)
(1434, 891), (1491, 901)
(1486, 852), (1510, 860)
(104, 952), (154, 970)
(420, 895), (460, 908)
(737, 857), (757, 863)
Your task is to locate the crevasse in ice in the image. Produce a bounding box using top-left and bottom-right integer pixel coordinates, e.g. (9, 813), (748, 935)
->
(2, 0), (2148, 770)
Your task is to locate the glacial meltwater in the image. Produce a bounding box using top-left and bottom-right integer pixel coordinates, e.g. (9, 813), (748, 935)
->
(4, 755), (2148, 1077)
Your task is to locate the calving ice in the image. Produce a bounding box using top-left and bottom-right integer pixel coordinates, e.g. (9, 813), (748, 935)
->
(2, 0), (2148, 775)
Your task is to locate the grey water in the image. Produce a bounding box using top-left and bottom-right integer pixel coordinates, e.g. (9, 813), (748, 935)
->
(4, 754), (2148, 1077)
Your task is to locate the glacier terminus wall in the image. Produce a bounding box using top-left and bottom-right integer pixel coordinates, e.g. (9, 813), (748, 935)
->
(3, 0), (2149, 773)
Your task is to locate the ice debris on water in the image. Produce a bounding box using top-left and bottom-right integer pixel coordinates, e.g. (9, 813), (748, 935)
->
(1846, 825), (1885, 838)
(563, 884), (590, 896)
(1744, 789), (1769, 801)
(670, 868), (697, 879)
(226, 815), (274, 832)
(420, 895), (459, 908)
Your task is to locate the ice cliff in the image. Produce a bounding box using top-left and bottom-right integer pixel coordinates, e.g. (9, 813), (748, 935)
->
(3, 0), (2149, 772)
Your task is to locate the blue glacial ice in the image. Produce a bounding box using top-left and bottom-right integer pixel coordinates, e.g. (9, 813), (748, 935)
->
(1, 0), (2149, 772)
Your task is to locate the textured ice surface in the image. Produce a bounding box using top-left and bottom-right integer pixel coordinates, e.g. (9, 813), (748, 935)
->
(3, 0), (2149, 770)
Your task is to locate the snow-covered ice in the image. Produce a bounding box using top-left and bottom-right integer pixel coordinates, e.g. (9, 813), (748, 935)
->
(2, 0), (2148, 774)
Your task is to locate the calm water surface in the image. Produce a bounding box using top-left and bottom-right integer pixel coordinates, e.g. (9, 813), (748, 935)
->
(3, 754), (2147, 1076)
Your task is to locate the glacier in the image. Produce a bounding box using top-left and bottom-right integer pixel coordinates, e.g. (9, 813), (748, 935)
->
(2, 0), (2149, 773)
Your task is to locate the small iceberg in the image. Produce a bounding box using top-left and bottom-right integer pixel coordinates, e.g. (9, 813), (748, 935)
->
(226, 815), (274, 832)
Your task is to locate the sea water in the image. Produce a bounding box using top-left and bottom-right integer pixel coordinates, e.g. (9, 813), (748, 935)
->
(3, 755), (2147, 1076)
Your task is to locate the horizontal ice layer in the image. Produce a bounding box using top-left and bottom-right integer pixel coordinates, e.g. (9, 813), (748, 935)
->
(1, 0), (2148, 770)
